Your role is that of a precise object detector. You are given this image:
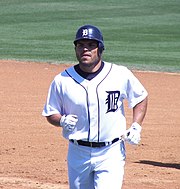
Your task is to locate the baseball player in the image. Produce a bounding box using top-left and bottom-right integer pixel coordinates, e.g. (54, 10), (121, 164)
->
(42, 24), (148, 189)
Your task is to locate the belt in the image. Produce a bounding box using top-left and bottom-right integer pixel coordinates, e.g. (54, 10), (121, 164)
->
(70, 138), (120, 148)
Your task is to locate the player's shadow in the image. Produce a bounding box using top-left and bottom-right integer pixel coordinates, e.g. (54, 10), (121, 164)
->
(135, 160), (180, 170)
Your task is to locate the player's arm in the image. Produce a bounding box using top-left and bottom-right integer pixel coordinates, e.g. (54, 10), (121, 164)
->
(125, 97), (148, 145)
(46, 114), (62, 127)
(133, 96), (148, 125)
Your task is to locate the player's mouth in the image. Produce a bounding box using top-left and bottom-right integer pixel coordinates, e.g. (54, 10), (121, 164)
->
(81, 53), (91, 57)
(81, 53), (91, 60)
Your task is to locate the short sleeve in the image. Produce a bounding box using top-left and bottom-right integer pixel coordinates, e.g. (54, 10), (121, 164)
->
(42, 79), (63, 116)
(127, 70), (148, 108)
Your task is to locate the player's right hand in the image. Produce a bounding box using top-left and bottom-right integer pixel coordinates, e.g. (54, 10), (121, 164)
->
(60, 114), (78, 131)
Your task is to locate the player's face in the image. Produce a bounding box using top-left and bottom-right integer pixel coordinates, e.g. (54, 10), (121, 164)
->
(75, 39), (101, 72)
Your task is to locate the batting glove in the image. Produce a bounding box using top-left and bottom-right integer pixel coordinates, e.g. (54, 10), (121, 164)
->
(125, 122), (142, 145)
(60, 114), (78, 132)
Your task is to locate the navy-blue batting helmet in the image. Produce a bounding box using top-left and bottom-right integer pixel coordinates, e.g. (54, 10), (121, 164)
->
(74, 25), (105, 53)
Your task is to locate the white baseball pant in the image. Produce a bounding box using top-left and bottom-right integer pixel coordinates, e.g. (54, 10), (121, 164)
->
(67, 140), (126, 189)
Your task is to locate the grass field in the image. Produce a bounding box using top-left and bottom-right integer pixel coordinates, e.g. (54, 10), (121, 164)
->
(0, 0), (179, 72)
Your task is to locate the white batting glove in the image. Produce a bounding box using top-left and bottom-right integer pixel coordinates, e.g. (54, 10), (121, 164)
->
(125, 122), (142, 145)
(60, 114), (78, 132)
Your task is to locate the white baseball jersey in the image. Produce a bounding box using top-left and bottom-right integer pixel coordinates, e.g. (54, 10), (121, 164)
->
(42, 62), (148, 142)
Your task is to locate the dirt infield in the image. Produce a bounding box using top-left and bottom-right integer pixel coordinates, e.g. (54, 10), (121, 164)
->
(0, 60), (179, 189)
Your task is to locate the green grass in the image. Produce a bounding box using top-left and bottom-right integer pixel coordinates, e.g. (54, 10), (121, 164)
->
(0, 0), (180, 72)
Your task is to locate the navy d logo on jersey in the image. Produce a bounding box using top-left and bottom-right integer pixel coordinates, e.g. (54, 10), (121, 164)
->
(105, 91), (120, 113)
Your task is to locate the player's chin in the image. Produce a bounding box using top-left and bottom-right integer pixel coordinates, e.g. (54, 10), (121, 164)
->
(80, 61), (92, 67)
(80, 58), (91, 65)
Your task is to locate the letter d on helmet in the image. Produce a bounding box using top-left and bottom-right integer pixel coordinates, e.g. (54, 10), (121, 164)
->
(74, 24), (105, 54)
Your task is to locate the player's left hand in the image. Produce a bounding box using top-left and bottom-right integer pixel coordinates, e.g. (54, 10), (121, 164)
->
(125, 122), (142, 145)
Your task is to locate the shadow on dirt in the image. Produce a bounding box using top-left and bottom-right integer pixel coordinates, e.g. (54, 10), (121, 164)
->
(135, 160), (180, 170)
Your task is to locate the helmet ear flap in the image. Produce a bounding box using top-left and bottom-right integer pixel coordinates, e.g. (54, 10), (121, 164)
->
(98, 42), (104, 54)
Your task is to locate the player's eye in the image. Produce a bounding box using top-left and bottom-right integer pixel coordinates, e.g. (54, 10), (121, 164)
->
(76, 43), (84, 48)
(89, 42), (98, 48)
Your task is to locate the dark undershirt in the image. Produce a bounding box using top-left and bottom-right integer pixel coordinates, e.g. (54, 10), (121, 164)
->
(74, 61), (104, 80)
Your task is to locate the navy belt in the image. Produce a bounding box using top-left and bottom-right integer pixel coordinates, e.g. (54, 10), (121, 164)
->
(70, 138), (120, 148)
